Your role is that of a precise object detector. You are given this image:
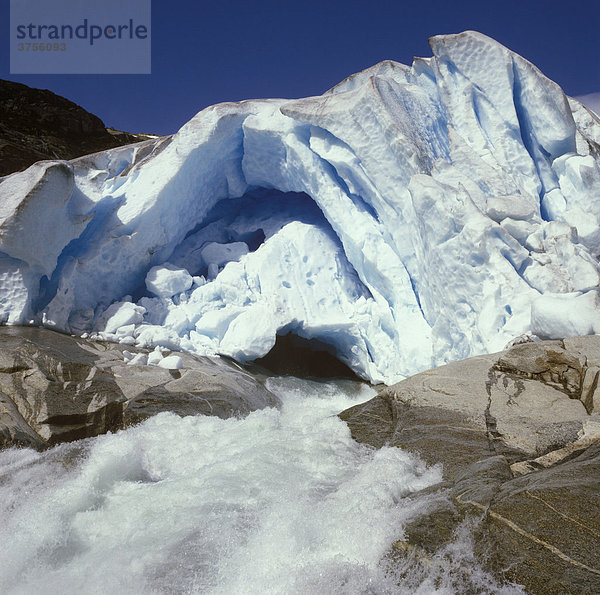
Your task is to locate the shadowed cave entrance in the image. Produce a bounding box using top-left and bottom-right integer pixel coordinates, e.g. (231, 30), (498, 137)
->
(252, 333), (359, 380)
(161, 188), (371, 381)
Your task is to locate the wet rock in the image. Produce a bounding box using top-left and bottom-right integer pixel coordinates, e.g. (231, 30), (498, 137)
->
(473, 442), (600, 593)
(0, 326), (278, 449)
(0, 327), (126, 448)
(118, 357), (279, 426)
(376, 339), (600, 463)
(339, 394), (502, 479)
(0, 391), (44, 448)
(340, 337), (600, 594)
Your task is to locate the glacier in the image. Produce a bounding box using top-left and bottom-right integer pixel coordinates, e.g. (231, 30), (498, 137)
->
(1, 30), (600, 384)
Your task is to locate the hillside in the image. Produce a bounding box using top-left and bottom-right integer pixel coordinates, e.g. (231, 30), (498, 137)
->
(0, 79), (156, 177)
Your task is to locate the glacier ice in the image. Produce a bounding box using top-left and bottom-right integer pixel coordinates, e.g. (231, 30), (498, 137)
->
(1, 30), (600, 384)
(576, 92), (600, 117)
(145, 264), (193, 298)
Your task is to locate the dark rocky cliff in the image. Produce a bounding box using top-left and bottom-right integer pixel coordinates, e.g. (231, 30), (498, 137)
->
(0, 79), (156, 177)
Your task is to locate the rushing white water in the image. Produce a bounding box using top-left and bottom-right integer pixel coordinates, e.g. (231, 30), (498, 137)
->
(0, 378), (523, 594)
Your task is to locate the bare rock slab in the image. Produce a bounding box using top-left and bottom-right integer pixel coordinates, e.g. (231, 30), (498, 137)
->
(340, 337), (600, 594)
(0, 327), (278, 449)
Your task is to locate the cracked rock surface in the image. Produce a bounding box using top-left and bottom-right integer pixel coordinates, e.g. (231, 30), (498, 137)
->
(0, 327), (278, 449)
(339, 337), (600, 593)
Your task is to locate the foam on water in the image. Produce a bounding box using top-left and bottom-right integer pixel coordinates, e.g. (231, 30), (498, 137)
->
(0, 378), (522, 594)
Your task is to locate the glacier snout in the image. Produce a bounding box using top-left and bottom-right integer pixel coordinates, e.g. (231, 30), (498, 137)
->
(1, 30), (600, 383)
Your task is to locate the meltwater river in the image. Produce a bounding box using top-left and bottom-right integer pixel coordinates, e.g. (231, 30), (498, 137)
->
(0, 377), (523, 594)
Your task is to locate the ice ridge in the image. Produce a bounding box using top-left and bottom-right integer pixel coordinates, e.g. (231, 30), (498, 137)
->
(1, 31), (600, 383)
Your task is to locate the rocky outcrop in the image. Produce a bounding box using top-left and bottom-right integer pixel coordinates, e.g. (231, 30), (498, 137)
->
(0, 79), (157, 177)
(0, 326), (278, 449)
(339, 337), (600, 593)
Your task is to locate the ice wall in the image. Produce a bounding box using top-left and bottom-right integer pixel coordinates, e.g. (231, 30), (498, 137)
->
(1, 31), (600, 383)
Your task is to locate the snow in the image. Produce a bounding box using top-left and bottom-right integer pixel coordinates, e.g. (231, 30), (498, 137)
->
(485, 195), (536, 223)
(1, 31), (600, 383)
(576, 92), (600, 117)
(123, 351), (148, 366)
(145, 264), (193, 298)
(531, 291), (600, 339)
(157, 355), (183, 370)
(199, 241), (249, 268)
(147, 346), (165, 366)
(97, 301), (145, 334)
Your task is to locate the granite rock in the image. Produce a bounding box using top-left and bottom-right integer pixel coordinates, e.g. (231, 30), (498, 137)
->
(0, 326), (278, 449)
(340, 337), (600, 593)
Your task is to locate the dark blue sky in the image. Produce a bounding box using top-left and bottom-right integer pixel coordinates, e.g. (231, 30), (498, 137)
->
(2, 0), (599, 135)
